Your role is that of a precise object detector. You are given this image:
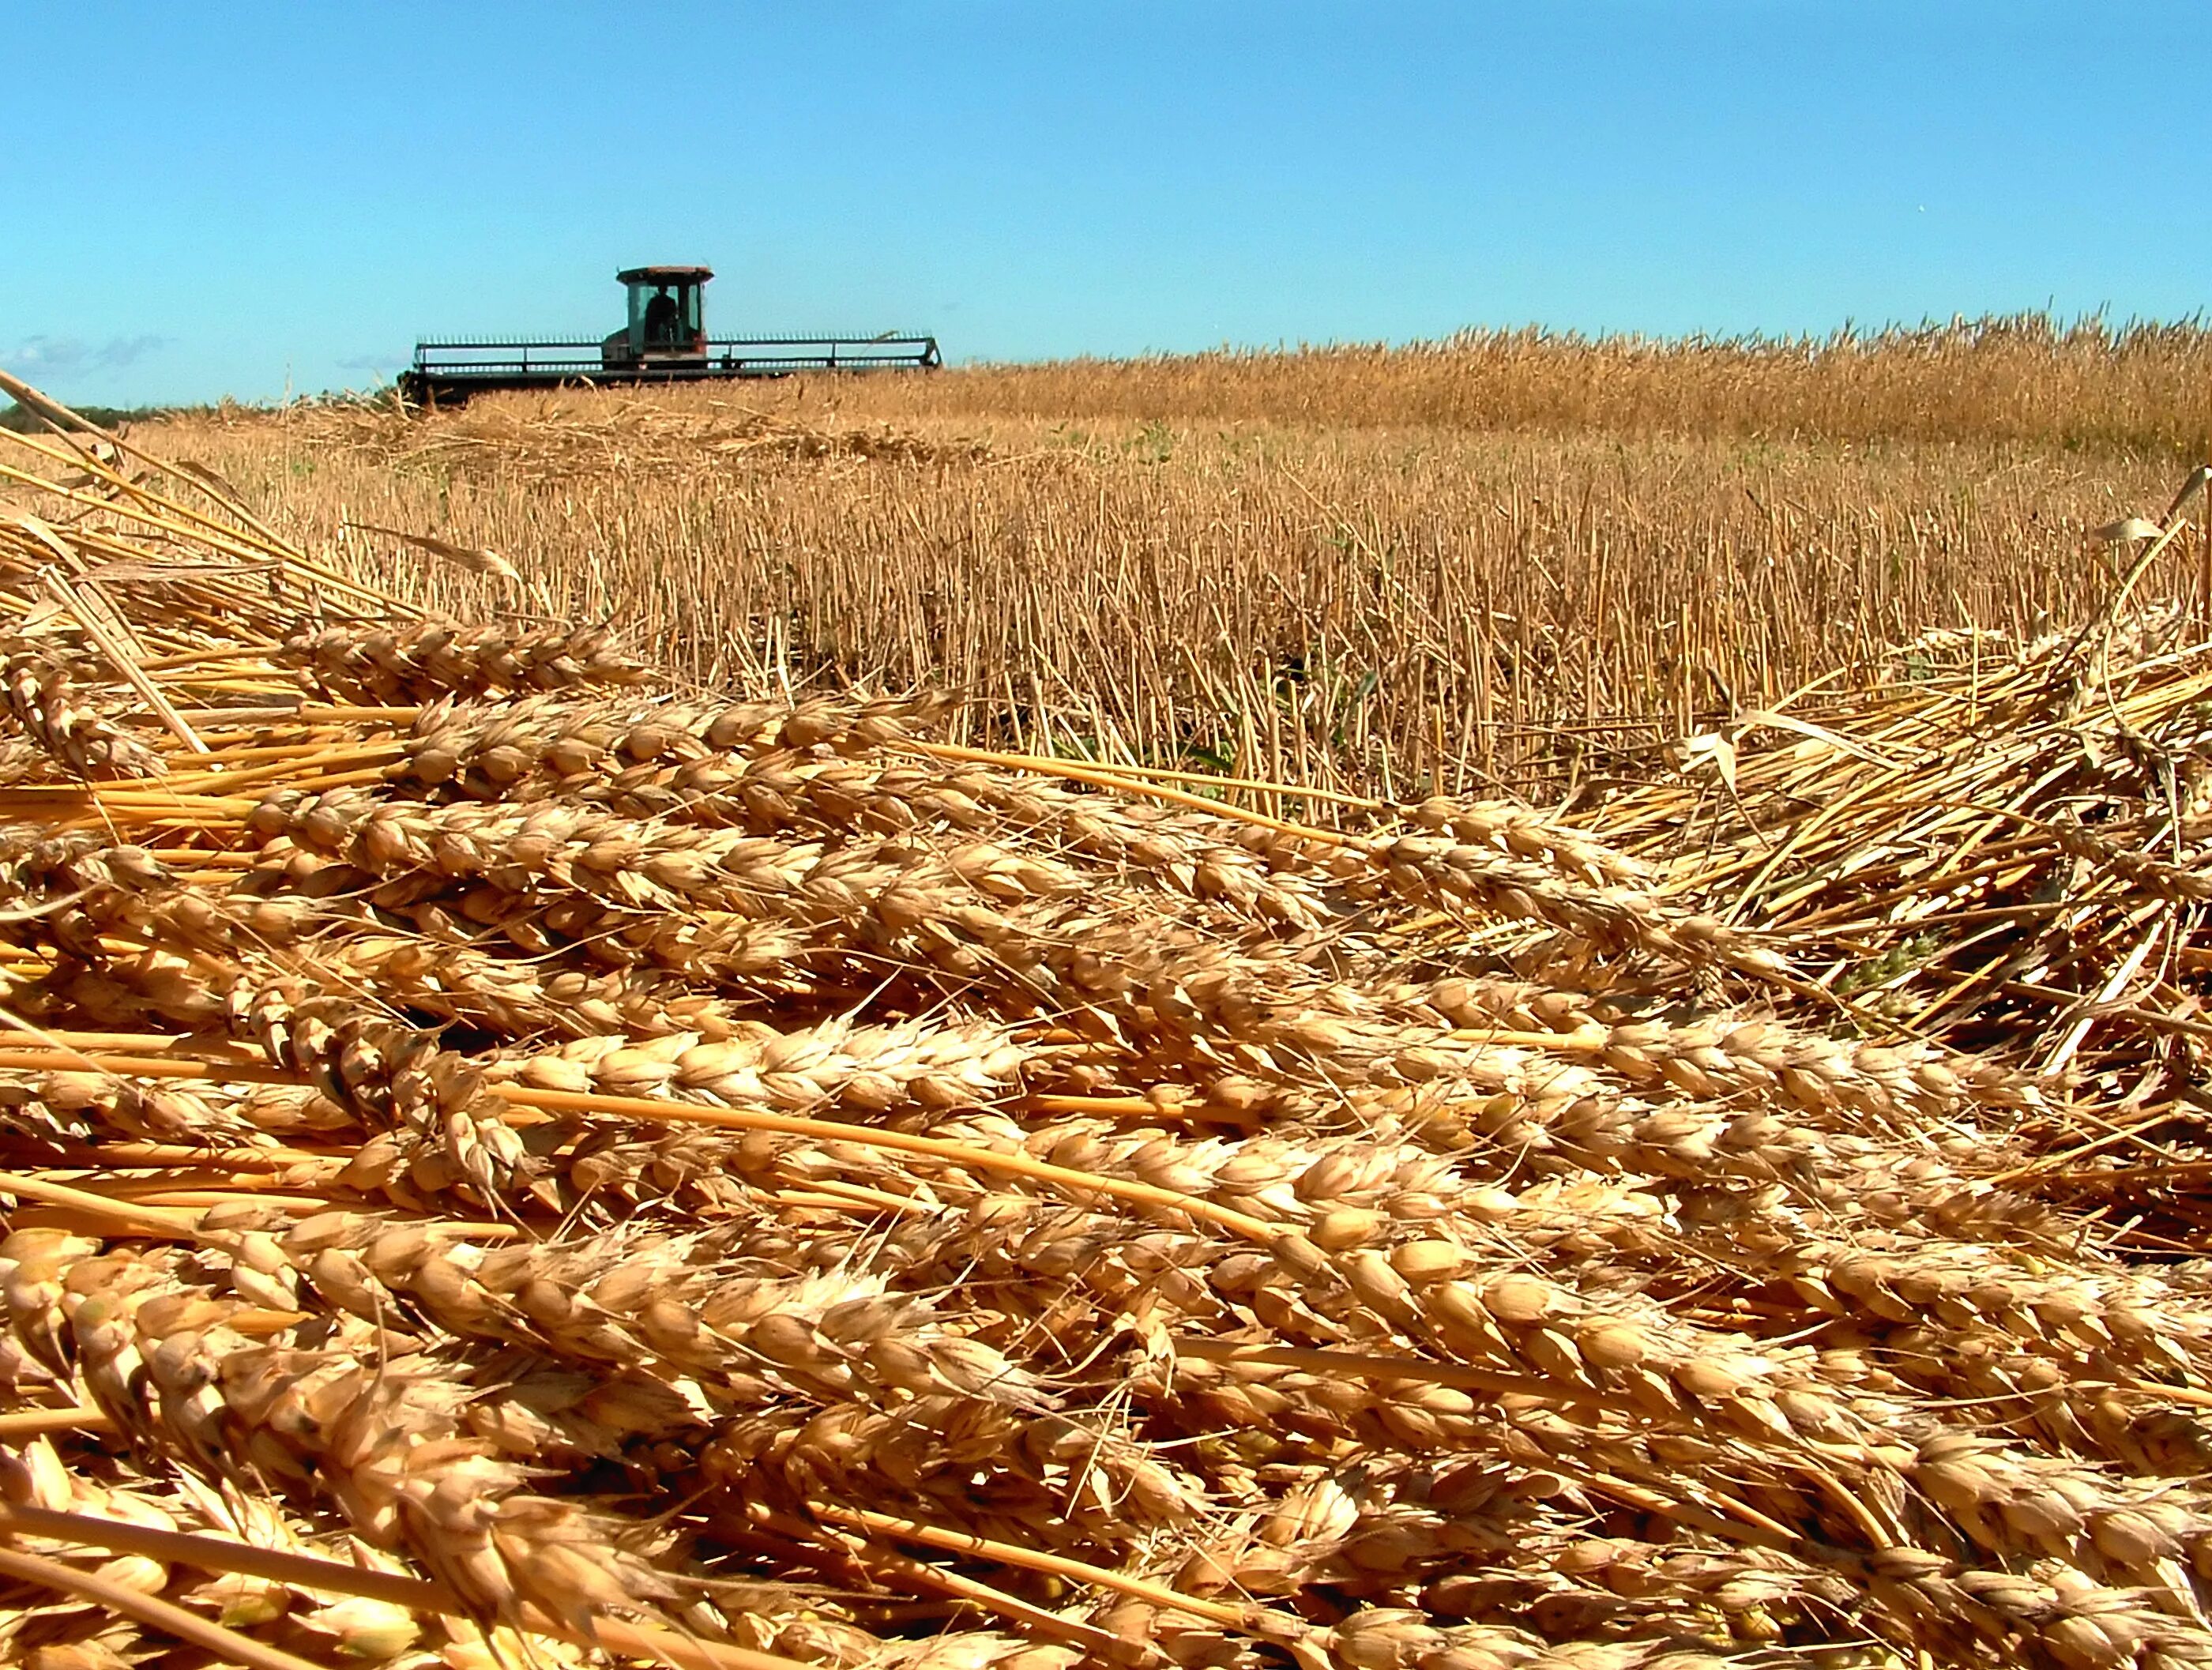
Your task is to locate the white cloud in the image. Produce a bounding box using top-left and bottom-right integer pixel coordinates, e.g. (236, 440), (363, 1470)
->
(5, 334), (169, 378)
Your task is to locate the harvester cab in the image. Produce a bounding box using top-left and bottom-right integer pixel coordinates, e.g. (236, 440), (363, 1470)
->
(604, 265), (711, 369)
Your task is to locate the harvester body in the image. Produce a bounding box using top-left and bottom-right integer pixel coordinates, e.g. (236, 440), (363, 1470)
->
(399, 265), (939, 404)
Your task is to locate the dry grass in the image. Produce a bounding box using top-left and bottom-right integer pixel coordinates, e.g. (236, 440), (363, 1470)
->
(9, 380), (2212, 1670)
(135, 333), (2210, 805)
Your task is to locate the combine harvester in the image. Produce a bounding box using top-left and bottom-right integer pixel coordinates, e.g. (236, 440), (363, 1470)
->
(398, 265), (941, 404)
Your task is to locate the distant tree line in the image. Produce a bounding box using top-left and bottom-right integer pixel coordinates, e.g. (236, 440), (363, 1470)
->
(0, 401), (187, 434)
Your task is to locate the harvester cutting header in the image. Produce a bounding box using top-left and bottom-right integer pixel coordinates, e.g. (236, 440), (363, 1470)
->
(398, 265), (941, 404)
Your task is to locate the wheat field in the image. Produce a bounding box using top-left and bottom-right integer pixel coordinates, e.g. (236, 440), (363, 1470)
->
(2, 333), (2212, 1670)
(141, 325), (2211, 803)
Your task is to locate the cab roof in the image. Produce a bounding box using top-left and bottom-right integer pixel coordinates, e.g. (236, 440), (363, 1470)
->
(617, 265), (713, 285)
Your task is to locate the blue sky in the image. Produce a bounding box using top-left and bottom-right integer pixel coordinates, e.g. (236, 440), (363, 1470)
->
(6, 2), (2206, 405)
